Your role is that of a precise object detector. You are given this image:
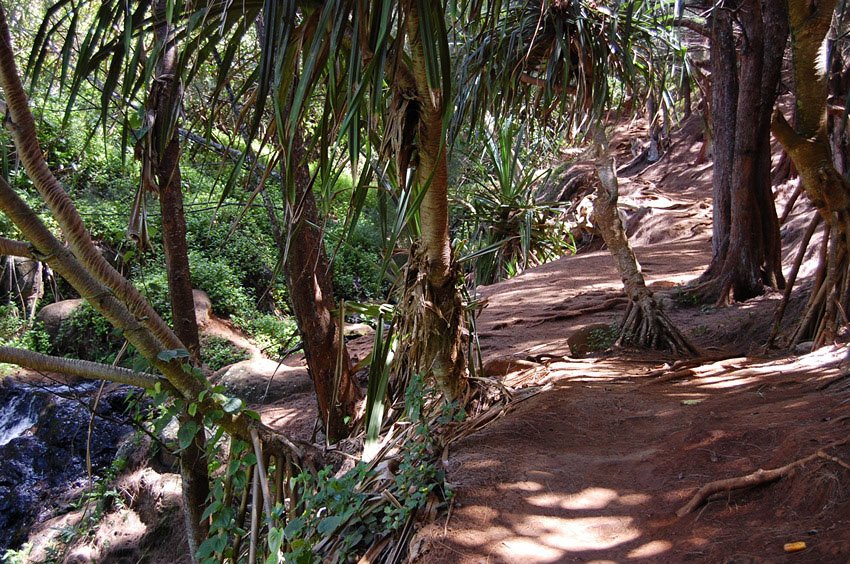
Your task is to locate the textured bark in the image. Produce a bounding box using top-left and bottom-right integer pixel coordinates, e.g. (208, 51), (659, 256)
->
(283, 130), (359, 442)
(0, 7), (185, 358)
(771, 0), (850, 347)
(722, 0), (766, 301)
(0, 346), (162, 388)
(698, 0), (786, 303)
(594, 131), (695, 356)
(755, 0), (789, 289)
(150, 0), (200, 362)
(401, 1), (466, 398)
(702, 6), (736, 280)
(158, 138), (200, 360)
(149, 1), (208, 555)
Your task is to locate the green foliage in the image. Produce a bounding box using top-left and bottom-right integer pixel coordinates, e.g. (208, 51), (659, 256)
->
(0, 305), (49, 354)
(2, 543), (32, 564)
(586, 324), (619, 352)
(200, 335), (250, 372)
(455, 120), (576, 286)
(232, 313), (297, 358)
(318, 174), (387, 302)
(182, 202), (284, 312)
(187, 251), (254, 317)
(277, 419), (446, 562)
(326, 216), (386, 302)
(58, 302), (125, 364)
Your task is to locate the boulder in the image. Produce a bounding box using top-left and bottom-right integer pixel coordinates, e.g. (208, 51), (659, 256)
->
(568, 323), (617, 358)
(193, 289), (212, 326)
(35, 298), (85, 340)
(213, 358), (313, 404)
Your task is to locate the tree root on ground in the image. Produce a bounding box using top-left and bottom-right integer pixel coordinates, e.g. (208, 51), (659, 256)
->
(677, 438), (850, 517)
(769, 208), (850, 349)
(617, 292), (697, 356)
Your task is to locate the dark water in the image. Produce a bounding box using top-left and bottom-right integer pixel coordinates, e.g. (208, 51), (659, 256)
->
(0, 380), (135, 552)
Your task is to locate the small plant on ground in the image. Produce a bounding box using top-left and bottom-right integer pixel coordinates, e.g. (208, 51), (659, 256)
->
(586, 324), (619, 352)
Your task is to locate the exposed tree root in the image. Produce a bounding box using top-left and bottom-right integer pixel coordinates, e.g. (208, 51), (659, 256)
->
(641, 367), (698, 386)
(617, 290), (697, 356)
(770, 207), (850, 349)
(779, 180), (804, 224)
(768, 213), (822, 346)
(531, 296), (629, 326)
(770, 2), (850, 350)
(677, 438), (850, 517)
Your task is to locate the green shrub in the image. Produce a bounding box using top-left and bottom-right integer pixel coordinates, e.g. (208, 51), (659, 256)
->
(328, 217), (385, 302)
(132, 252), (254, 321)
(0, 304), (53, 356)
(233, 313), (297, 357)
(188, 251), (254, 317)
(200, 335), (250, 371)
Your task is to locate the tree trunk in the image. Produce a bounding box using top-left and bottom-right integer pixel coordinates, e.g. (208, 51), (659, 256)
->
(396, 1), (466, 399)
(697, 0), (786, 303)
(150, 1), (208, 555)
(755, 0), (789, 289)
(593, 129), (695, 356)
(772, 0), (850, 347)
(0, 22), (308, 460)
(283, 129), (360, 442)
(702, 5), (736, 281)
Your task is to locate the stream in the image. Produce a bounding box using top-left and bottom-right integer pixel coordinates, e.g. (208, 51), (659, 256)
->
(0, 379), (136, 552)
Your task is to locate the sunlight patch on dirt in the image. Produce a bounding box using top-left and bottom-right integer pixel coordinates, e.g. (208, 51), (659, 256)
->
(528, 487), (651, 511)
(626, 539), (673, 558)
(498, 515), (640, 556)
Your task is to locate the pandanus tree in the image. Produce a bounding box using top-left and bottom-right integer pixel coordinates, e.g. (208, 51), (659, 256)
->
(218, 0), (466, 397)
(6, 0), (466, 557)
(771, 0), (850, 348)
(456, 0), (695, 354)
(0, 3), (325, 558)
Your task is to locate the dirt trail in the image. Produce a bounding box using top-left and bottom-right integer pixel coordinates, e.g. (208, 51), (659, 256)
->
(416, 120), (850, 562)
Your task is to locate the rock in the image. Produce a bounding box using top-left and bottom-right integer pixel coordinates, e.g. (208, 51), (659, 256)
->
(568, 323), (617, 358)
(193, 289), (212, 327)
(64, 545), (96, 564)
(35, 298), (85, 340)
(795, 341), (814, 355)
(0, 256), (44, 317)
(483, 357), (538, 377)
(0, 380), (135, 554)
(213, 358), (313, 404)
(344, 322), (374, 337)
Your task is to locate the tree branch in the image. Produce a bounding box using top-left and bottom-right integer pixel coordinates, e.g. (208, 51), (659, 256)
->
(771, 108), (805, 151)
(0, 345), (165, 390)
(662, 16), (711, 38)
(0, 237), (34, 259)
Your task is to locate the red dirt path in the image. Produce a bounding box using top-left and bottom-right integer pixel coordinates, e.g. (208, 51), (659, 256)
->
(414, 119), (850, 562)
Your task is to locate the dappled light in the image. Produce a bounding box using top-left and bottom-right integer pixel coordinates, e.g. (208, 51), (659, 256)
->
(2, 0), (850, 561)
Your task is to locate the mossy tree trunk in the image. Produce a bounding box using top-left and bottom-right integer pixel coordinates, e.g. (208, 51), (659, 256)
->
(593, 130), (695, 356)
(772, 0), (850, 347)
